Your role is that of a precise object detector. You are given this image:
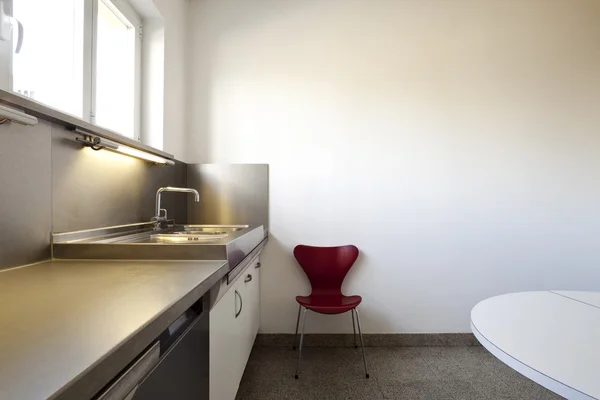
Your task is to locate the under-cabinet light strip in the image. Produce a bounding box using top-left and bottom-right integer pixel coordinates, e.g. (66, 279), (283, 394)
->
(0, 104), (38, 126)
(73, 128), (175, 166)
(102, 137), (176, 165)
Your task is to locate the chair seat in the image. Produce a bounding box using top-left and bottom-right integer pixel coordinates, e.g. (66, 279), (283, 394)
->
(296, 294), (362, 314)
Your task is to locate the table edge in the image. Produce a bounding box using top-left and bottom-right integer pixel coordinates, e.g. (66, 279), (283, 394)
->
(470, 315), (596, 400)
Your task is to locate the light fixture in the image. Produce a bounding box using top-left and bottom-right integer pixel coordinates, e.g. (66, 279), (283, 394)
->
(0, 103), (38, 126)
(74, 130), (175, 166)
(112, 143), (175, 165)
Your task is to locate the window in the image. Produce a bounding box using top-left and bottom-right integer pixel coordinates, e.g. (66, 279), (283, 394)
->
(0, 0), (141, 138)
(94, 0), (140, 137)
(12, 0), (84, 117)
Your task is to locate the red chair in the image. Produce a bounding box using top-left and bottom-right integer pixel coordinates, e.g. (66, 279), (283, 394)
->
(293, 245), (369, 379)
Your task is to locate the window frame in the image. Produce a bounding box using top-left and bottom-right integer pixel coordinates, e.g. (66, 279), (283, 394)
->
(90, 0), (142, 140)
(2, 0), (142, 140)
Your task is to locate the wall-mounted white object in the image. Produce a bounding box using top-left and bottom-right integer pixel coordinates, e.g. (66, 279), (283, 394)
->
(0, 103), (37, 125)
(0, 0), (23, 53)
(0, 1), (11, 42)
(74, 128), (175, 166)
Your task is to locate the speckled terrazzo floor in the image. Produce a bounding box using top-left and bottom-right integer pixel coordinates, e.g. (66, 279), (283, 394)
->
(235, 346), (564, 400)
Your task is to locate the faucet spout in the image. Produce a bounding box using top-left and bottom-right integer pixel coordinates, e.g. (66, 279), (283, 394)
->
(154, 187), (200, 227)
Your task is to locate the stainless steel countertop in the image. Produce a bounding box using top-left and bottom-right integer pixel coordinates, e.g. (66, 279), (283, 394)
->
(0, 258), (228, 400)
(52, 224), (267, 282)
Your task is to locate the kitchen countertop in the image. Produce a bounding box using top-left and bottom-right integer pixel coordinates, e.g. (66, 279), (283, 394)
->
(0, 258), (228, 400)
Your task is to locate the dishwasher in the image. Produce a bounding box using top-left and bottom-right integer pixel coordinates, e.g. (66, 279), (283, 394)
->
(95, 295), (209, 400)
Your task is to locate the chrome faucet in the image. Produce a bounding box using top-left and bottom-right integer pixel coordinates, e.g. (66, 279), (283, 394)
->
(153, 187), (200, 229)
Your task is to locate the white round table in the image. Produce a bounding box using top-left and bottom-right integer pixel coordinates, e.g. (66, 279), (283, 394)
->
(471, 291), (600, 400)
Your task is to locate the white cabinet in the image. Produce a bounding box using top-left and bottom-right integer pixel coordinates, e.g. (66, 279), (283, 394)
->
(210, 255), (261, 400)
(246, 259), (261, 346)
(238, 258), (260, 368)
(209, 276), (239, 400)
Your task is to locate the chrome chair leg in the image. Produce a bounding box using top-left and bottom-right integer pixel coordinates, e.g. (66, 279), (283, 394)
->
(351, 309), (358, 348)
(354, 308), (369, 378)
(295, 307), (308, 379)
(293, 303), (301, 350)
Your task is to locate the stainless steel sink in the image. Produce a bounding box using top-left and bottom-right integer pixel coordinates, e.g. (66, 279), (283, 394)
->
(150, 232), (229, 243)
(52, 222), (267, 267)
(52, 221), (268, 288)
(149, 225), (248, 243)
(180, 225), (248, 234)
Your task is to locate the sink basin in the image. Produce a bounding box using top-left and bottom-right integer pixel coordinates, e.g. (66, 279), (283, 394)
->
(149, 225), (247, 243)
(52, 222), (266, 267)
(180, 225), (248, 234)
(148, 225), (248, 242)
(150, 233), (228, 243)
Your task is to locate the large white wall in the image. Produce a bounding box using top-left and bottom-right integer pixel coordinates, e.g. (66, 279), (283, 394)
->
(187, 0), (600, 333)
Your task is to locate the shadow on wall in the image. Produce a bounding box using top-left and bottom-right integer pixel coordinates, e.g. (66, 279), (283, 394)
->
(260, 235), (394, 334)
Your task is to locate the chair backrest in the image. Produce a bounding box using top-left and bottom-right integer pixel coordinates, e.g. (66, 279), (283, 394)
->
(293, 245), (359, 296)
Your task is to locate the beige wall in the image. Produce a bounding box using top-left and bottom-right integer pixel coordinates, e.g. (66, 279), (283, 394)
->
(187, 0), (600, 332)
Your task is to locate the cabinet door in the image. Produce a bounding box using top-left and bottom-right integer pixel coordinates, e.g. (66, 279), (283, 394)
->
(248, 256), (261, 340)
(210, 256), (262, 400)
(209, 283), (239, 400)
(239, 256), (261, 367)
(231, 277), (248, 392)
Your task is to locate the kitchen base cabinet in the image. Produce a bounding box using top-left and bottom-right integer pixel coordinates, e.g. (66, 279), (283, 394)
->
(210, 255), (261, 400)
(209, 278), (239, 400)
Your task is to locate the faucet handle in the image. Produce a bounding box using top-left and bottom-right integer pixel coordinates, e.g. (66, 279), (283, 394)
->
(158, 208), (168, 220)
(151, 209), (169, 230)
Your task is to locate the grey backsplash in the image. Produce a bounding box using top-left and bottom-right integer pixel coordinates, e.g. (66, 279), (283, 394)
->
(0, 119), (53, 270)
(187, 164), (269, 229)
(0, 117), (187, 270)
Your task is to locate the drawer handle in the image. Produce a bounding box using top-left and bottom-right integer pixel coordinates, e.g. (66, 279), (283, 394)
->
(255, 262), (261, 269)
(235, 290), (243, 318)
(244, 274), (252, 283)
